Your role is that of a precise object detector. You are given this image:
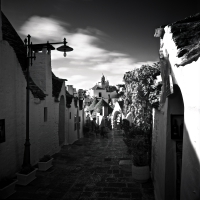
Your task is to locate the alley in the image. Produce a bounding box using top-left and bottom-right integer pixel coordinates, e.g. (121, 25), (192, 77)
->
(8, 130), (155, 200)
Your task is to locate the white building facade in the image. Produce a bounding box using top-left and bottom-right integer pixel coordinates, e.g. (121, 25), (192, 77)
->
(0, 10), (83, 178)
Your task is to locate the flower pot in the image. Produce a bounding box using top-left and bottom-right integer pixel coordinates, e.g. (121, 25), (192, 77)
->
(0, 180), (18, 199)
(132, 164), (150, 182)
(38, 158), (53, 171)
(16, 168), (38, 186)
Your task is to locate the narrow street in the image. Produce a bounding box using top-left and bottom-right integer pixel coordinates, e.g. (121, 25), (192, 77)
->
(8, 130), (155, 200)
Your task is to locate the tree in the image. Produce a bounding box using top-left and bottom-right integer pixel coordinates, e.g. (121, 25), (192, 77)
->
(123, 62), (161, 133)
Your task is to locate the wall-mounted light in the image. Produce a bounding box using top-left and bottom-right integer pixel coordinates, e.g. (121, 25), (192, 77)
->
(56, 38), (73, 57)
(23, 34), (73, 169)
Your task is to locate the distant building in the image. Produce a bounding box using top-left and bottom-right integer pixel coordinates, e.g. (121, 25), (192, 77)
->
(87, 75), (118, 102)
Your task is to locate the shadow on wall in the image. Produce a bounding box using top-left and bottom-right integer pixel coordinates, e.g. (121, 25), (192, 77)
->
(180, 121), (200, 200)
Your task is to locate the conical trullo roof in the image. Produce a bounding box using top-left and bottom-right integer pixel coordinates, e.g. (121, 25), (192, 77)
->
(86, 97), (99, 111)
(93, 98), (113, 114)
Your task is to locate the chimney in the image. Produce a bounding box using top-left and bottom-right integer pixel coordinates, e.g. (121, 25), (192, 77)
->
(66, 85), (74, 95)
(78, 89), (84, 98)
(30, 46), (52, 95)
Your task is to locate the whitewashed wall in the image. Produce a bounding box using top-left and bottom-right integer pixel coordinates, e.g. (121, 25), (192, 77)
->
(66, 85), (84, 144)
(0, 42), (63, 178)
(152, 26), (200, 200)
(88, 88), (117, 100)
(0, 40), (26, 178)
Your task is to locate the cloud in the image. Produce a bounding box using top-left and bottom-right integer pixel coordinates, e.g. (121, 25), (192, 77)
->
(106, 75), (125, 85)
(19, 16), (69, 41)
(19, 16), (157, 90)
(68, 75), (87, 81)
(65, 75), (94, 90)
(53, 67), (69, 72)
(89, 57), (136, 74)
(72, 80), (95, 90)
(19, 16), (126, 62)
(77, 27), (107, 37)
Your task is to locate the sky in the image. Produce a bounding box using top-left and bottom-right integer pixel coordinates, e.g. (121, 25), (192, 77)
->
(1, 0), (199, 90)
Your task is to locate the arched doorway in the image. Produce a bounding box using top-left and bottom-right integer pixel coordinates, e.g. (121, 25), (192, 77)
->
(77, 109), (80, 139)
(113, 111), (122, 130)
(58, 95), (65, 146)
(167, 84), (184, 200)
(126, 112), (133, 126)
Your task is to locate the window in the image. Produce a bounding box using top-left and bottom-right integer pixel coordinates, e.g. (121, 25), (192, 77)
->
(99, 92), (102, 97)
(0, 119), (5, 143)
(44, 107), (48, 122)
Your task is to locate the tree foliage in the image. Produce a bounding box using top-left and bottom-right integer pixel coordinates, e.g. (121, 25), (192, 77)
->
(123, 62), (161, 133)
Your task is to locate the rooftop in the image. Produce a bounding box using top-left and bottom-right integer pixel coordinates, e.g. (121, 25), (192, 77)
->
(52, 72), (67, 98)
(86, 97), (99, 111)
(93, 98), (113, 114)
(158, 12), (200, 67)
(1, 11), (46, 100)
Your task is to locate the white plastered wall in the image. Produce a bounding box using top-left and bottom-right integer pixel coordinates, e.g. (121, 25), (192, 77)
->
(0, 40), (26, 178)
(0, 41), (62, 178)
(155, 25), (200, 200)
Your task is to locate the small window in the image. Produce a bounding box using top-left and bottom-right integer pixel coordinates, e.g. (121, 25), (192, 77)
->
(79, 116), (81, 122)
(99, 92), (102, 97)
(0, 119), (5, 143)
(44, 107), (48, 122)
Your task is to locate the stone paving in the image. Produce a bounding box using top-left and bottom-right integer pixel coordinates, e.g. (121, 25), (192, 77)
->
(8, 130), (155, 200)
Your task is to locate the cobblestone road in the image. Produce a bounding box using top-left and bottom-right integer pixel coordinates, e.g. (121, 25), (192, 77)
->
(8, 130), (155, 200)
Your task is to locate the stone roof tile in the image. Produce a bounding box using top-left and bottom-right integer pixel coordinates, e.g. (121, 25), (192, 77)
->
(86, 97), (99, 111)
(91, 85), (104, 90)
(93, 98), (113, 114)
(1, 11), (46, 100)
(161, 12), (200, 67)
(52, 72), (67, 98)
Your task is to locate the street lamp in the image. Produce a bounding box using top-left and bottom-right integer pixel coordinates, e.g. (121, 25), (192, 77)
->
(22, 34), (73, 168)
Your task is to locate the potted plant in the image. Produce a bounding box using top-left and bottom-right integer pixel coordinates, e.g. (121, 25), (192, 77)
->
(0, 177), (18, 199)
(122, 121), (150, 182)
(122, 119), (134, 154)
(38, 155), (53, 171)
(130, 135), (150, 182)
(16, 165), (37, 186)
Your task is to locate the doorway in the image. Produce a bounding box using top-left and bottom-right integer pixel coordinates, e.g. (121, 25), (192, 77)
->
(58, 95), (65, 146)
(168, 84), (184, 200)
